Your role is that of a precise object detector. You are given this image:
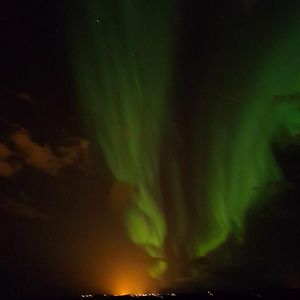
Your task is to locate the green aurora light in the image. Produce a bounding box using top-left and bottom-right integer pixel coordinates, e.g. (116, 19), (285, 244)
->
(70, 0), (177, 278)
(70, 0), (300, 282)
(192, 14), (300, 257)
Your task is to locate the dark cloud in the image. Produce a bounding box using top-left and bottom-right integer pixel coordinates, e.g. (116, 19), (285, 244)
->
(241, 0), (258, 14)
(0, 143), (19, 177)
(0, 193), (51, 222)
(0, 127), (90, 177)
(16, 92), (35, 104)
(0, 143), (11, 159)
(12, 128), (62, 175)
(57, 137), (90, 169)
(0, 160), (16, 177)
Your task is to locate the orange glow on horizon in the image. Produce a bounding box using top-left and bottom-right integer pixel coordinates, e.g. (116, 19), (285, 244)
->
(102, 262), (159, 296)
(90, 249), (160, 296)
(109, 269), (155, 295)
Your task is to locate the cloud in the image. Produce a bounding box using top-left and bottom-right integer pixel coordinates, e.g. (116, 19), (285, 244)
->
(0, 143), (19, 177)
(57, 137), (90, 168)
(241, 0), (258, 15)
(16, 92), (35, 104)
(0, 160), (16, 177)
(4, 128), (91, 176)
(0, 128), (90, 177)
(11, 129), (62, 175)
(0, 144), (11, 159)
(0, 194), (51, 222)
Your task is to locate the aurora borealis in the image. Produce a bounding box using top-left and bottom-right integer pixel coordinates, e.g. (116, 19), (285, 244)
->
(3, 0), (300, 298)
(70, 0), (177, 280)
(70, 0), (300, 286)
(68, 1), (299, 286)
(200, 11), (300, 258)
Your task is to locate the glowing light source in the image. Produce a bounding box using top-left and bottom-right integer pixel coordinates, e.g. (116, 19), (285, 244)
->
(110, 275), (148, 296)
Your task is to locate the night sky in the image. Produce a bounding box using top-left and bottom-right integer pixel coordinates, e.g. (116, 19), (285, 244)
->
(1, 1), (300, 299)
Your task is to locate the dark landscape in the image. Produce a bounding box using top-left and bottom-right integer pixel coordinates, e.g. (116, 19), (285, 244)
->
(21, 289), (300, 300)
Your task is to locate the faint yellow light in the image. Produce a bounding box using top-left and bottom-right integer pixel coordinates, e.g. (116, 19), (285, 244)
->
(111, 274), (149, 296)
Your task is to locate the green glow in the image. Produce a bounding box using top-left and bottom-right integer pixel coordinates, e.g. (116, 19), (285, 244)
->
(70, 0), (176, 278)
(70, 0), (300, 283)
(195, 100), (281, 256)
(192, 15), (300, 257)
(148, 260), (167, 280)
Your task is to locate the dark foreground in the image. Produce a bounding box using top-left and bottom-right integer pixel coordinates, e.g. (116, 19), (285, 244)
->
(22, 289), (300, 300)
